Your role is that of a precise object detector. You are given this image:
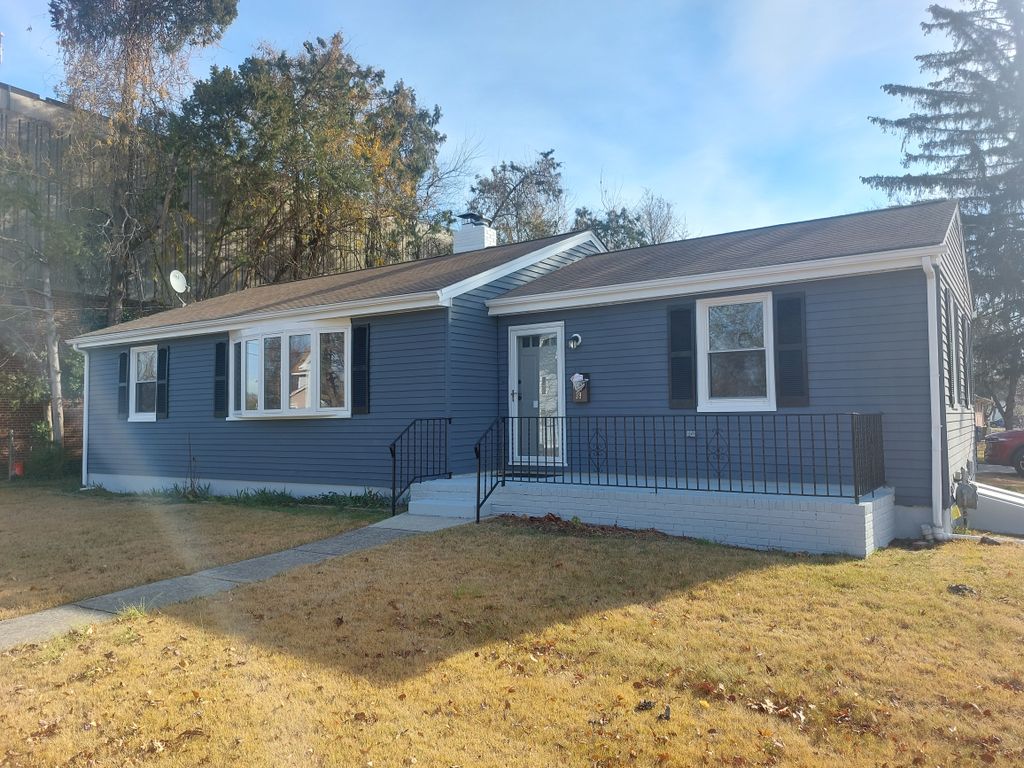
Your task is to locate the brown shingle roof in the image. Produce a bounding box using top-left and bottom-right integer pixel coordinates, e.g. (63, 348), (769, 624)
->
(496, 200), (958, 300)
(75, 232), (581, 340)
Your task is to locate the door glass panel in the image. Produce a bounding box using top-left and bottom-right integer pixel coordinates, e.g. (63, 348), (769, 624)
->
(515, 331), (561, 460)
(289, 334), (311, 409)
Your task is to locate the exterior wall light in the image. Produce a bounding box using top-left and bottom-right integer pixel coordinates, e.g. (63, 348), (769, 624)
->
(568, 333), (582, 350)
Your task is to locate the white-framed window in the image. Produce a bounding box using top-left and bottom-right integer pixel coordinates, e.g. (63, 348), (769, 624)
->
(228, 320), (351, 419)
(128, 344), (158, 422)
(696, 292), (776, 412)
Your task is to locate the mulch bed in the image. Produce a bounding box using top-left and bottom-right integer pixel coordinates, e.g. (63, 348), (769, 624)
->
(494, 512), (675, 540)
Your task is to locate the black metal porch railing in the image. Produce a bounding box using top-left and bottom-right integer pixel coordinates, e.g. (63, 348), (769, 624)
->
(389, 417), (451, 515)
(474, 413), (886, 520)
(474, 417), (507, 523)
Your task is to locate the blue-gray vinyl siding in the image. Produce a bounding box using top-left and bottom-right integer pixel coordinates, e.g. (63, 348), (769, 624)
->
(938, 235), (975, 504)
(496, 269), (933, 507)
(445, 240), (602, 473)
(86, 309), (447, 488)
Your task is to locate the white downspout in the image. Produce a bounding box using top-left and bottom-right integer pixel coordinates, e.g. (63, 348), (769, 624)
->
(80, 347), (89, 488)
(921, 257), (946, 535)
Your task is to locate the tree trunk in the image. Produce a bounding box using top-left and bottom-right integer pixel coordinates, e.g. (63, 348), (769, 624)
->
(1003, 372), (1020, 430)
(40, 262), (65, 448)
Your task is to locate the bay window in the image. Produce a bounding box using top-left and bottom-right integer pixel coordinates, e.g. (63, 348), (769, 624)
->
(696, 292), (776, 411)
(229, 321), (351, 418)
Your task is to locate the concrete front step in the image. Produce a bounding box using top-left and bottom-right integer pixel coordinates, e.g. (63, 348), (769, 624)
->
(406, 497), (477, 519)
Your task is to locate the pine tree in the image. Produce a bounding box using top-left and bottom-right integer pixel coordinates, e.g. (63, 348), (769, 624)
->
(863, 0), (1024, 427)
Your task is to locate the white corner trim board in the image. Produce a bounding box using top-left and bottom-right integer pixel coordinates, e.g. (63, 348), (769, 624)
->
(486, 244), (945, 316)
(68, 232), (604, 350)
(921, 255), (947, 533)
(80, 350), (90, 487)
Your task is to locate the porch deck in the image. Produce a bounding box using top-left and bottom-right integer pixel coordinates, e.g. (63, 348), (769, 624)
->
(407, 474), (896, 558)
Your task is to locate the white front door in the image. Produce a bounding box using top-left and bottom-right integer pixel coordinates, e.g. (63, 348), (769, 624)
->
(509, 323), (565, 463)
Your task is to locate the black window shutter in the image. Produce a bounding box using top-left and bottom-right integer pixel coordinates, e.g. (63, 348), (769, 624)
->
(668, 306), (696, 409)
(352, 324), (370, 414)
(232, 341), (241, 413)
(213, 342), (228, 418)
(117, 351), (129, 419)
(774, 293), (809, 407)
(944, 290), (955, 408)
(954, 311), (962, 409)
(958, 313), (966, 403)
(156, 346), (170, 419)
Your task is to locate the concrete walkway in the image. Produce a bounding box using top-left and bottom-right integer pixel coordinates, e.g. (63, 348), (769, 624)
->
(0, 513), (466, 652)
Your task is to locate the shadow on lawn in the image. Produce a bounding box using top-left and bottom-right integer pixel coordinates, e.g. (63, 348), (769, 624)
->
(159, 519), (837, 684)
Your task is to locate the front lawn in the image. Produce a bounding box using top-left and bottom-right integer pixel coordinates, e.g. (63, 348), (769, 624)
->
(0, 481), (386, 621)
(1, 519), (1021, 767)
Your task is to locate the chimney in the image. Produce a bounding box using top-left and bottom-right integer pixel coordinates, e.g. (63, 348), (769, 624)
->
(453, 212), (497, 254)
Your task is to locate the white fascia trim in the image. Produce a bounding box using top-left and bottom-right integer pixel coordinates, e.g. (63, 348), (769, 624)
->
(486, 244), (943, 316)
(69, 291), (442, 349)
(68, 233), (604, 350)
(436, 231), (604, 305)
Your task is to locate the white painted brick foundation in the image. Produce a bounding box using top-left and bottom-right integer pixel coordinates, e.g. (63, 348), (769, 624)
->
(483, 482), (897, 557)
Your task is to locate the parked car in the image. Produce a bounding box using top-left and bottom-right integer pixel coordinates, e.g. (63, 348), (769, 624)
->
(983, 429), (1024, 475)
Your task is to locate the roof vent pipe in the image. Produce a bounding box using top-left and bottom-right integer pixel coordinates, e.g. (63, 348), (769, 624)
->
(453, 212), (497, 254)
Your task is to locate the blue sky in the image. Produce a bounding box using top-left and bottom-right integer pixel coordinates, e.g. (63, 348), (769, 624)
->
(1, 0), (939, 236)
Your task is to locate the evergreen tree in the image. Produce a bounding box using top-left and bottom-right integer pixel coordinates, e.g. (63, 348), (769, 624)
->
(468, 150), (566, 244)
(572, 206), (647, 250)
(862, 0), (1024, 427)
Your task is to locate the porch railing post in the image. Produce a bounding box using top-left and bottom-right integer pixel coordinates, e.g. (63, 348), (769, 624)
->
(389, 442), (397, 516)
(851, 413), (862, 503)
(500, 417), (507, 487)
(474, 442), (482, 524)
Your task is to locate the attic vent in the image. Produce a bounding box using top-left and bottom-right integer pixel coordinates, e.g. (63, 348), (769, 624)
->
(453, 212), (497, 254)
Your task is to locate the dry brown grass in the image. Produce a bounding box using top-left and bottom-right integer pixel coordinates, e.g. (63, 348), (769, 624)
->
(0, 481), (384, 621)
(1, 519), (1022, 767)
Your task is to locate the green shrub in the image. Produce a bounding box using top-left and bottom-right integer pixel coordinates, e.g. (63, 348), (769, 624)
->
(233, 488), (299, 507)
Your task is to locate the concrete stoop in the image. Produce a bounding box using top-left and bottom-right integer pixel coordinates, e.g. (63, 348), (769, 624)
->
(407, 475), (480, 519)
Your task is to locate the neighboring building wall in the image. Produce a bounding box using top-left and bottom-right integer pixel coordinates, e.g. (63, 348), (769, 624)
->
(85, 309), (448, 492)
(496, 269), (933, 508)
(446, 240), (603, 473)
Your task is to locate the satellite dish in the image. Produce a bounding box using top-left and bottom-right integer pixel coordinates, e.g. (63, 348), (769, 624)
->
(169, 269), (189, 294)
(169, 270), (190, 306)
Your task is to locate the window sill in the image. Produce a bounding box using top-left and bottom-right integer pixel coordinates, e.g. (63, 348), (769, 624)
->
(697, 399), (777, 413)
(226, 411), (350, 421)
(128, 413), (157, 423)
